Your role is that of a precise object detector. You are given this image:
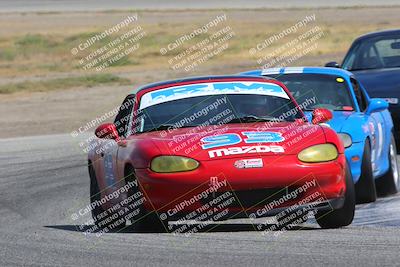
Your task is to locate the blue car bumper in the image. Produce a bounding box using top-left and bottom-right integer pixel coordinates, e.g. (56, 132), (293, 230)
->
(344, 141), (364, 183)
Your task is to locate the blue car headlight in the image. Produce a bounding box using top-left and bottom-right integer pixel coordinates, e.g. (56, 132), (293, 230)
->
(338, 133), (352, 148)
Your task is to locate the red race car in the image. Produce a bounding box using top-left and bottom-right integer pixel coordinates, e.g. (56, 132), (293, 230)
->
(87, 75), (355, 233)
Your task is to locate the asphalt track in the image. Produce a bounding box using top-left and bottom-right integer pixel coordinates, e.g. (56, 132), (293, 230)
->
(1, 134), (400, 266)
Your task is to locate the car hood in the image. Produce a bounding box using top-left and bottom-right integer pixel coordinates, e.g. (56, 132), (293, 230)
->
(352, 68), (400, 98)
(305, 111), (353, 133)
(129, 122), (327, 161)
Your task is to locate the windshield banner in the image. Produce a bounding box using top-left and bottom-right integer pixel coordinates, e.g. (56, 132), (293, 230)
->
(139, 81), (289, 109)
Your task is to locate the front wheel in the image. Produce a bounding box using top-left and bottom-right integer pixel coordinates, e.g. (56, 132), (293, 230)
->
(315, 162), (355, 229)
(124, 166), (169, 233)
(355, 140), (377, 203)
(376, 134), (400, 196)
(89, 163), (125, 232)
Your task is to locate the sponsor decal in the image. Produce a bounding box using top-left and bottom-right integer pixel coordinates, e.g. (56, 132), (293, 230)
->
(139, 81), (289, 109)
(234, 158), (263, 169)
(208, 145), (284, 158)
(103, 153), (115, 186)
(209, 176), (220, 188)
(201, 132), (284, 149)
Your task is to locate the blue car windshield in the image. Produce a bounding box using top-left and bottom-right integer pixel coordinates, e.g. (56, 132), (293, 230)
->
(268, 73), (355, 111)
(343, 35), (400, 70)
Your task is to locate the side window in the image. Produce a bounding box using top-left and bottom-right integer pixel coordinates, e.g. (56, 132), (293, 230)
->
(343, 43), (360, 70)
(114, 95), (136, 137)
(350, 78), (367, 111)
(342, 52), (356, 70)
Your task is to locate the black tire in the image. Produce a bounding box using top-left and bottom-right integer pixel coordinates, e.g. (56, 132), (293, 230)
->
(395, 135), (400, 154)
(355, 140), (377, 203)
(89, 163), (125, 232)
(376, 134), (400, 196)
(124, 166), (169, 233)
(316, 162), (355, 229)
(89, 163), (105, 227)
(132, 212), (169, 233)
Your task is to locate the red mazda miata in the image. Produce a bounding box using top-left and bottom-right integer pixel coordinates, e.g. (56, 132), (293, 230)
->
(87, 75), (355, 233)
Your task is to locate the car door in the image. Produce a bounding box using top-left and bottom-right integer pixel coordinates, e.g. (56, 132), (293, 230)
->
(113, 95), (136, 182)
(352, 78), (386, 176)
(94, 95), (136, 195)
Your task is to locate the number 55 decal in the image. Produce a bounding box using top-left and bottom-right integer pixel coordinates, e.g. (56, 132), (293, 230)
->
(201, 132), (284, 149)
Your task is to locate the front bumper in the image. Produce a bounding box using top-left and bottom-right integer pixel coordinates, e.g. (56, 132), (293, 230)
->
(343, 141), (364, 183)
(165, 197), (345, 221)
(134, 154), (347, 220)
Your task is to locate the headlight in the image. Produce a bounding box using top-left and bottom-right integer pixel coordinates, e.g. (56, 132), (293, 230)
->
(338, 133), (352, 148)
(151, 156), (199, 173)
(298, 144), (338, 163)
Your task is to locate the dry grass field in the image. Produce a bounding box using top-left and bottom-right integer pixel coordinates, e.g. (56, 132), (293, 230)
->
(0, 6), (399, 137)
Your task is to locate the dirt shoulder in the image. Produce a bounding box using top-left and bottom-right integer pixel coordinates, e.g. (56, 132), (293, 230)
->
(1, 7), (399, 138)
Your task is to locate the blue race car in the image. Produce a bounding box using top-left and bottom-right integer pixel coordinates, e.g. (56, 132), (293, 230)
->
(325, 29), (400, 148)
(241, 67), (399, 203)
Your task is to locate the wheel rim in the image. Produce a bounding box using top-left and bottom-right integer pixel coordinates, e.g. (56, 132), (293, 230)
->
(389, 142), (399, 190)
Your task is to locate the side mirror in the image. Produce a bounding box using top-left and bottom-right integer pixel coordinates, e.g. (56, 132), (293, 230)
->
(325, 61), (340, 68)
(312, 108), (333, 124)
(366, 98), (388, 115)
(95, 123), (119, 140)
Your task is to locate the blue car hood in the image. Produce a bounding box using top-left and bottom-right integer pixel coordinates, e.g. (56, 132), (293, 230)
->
(305, 111), (353, 133)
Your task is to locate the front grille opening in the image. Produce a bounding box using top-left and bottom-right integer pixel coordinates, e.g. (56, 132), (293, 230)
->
(201, 187), (304, 209)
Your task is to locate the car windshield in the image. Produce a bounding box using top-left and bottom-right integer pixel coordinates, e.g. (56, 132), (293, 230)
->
(135, 81), (303, 133)
(268, 73), (354, 111)
(343, 35), (400, 70)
